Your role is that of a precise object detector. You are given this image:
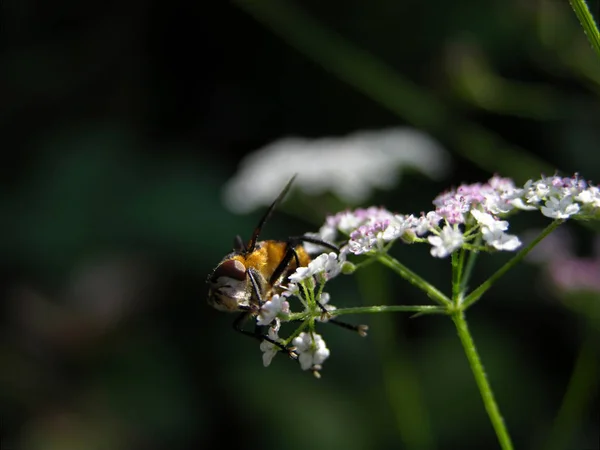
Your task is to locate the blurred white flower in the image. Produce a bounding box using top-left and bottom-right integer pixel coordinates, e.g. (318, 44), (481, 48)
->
(223, 127), (450, 213)
(523, 227), (574, 264)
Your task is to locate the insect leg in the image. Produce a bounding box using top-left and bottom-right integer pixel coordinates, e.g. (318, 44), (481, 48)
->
(245, 267), (298, 358)
(315, 300), (369, 337)
(268, 242), (299, 286)
(232, 312), (297, 358)
(247, 268), (265, 308)
(290, 235), (340, 253)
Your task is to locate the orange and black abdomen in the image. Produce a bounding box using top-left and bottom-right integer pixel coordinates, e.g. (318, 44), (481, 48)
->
(233, 240), (311, 286)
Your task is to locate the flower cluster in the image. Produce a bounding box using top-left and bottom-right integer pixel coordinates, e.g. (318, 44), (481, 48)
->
(514, 175), (599, 219)
(252, 173), (599, 377)
(223, 127), (450, 213)
(256, 251), (360, 378)
(309, 174), (599, 258)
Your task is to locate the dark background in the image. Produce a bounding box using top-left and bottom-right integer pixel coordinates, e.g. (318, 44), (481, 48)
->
(2, 1), (599, 449)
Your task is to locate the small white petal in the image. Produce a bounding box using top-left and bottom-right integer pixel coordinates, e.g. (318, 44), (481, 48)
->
(260, 326), (282, 367)
(576, 187), (600, 207)
(481, 228), (521, 251)
(257, 295), (290, 326)
(510, 198), (538, 211)
(428, 225), (464, 258)
(470, 209), (494, 227)
(541, 196), (580, 219)
(288, 266), (313, 284)
(298, 353), (314, 371)
(292, 332), (330, 371)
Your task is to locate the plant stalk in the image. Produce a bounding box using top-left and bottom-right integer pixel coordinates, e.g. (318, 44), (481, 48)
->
(452, 312), (514, 450)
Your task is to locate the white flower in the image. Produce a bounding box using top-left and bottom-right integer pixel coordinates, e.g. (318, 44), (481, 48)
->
(470, 209), (512, 233)
(222, 128), (450, 213)
(260, 324), (283, 367)
(381, 214), (412, 241)
(311, 252), (344, 281)
(257, 294), (290, 326)
(530, 180), (551, 202)
(336, 211), (366, 234)
(428, 225), (464, 258)
(507, 174), (599, 219)
(347, 227), (377, 255)
(470, 209), (520, 251)
(287, 252), (344, 286)
(481, 228), (521, 251)
(347, 220), (392, 255)
(282, 281), (300, 297)
(292, 332), (330, 371)
(471, 209), (500, 228)
(510, 197), (538, 211)
(541, 196), (580, 219)
(483, 193), (514, 215)
(288, 266), (314, 284)
(414, 212), (441, 235)
(576, 186), (600, 208)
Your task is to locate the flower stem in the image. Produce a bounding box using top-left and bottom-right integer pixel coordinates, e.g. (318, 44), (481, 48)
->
(376, 253), (452, 307)
(460, 237), (481, 295)
(452, 312), (514, 450)
(332, 305), (446, 316)
(462, 219), (563, 309)
(451, 250), (464, 303)
(569, 0), (600, 59)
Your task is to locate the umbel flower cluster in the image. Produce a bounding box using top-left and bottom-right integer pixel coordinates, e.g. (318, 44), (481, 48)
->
(256, 174), (599, 376)
(256, 251), (353, 378)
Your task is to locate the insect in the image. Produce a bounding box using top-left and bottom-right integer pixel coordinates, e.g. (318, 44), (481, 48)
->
(207, 175), (359, 355)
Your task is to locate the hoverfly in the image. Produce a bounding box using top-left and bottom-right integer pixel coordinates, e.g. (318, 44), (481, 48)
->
(207, 175), (358, 355)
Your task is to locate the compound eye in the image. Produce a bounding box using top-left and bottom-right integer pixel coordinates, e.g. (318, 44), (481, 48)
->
(212, 259), (246, 281)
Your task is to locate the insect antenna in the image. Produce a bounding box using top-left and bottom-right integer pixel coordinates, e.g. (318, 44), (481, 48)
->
(233, 235), (245, 251)
(245, 174), (298, 254)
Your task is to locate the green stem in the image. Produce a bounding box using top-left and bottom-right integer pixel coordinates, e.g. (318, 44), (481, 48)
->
(376, 253), (453, 307)
(460, 238), (481, 295)
(284, 318), (311, 346)
(451, 250), (464, 303)
(452, 312), (514, 450)
(569, 0), (600, 59)
(288, 305), (446, 323)
(462, 220), (563, 309)
(544, 330), (599, 450)
(332, 305), (446, 316)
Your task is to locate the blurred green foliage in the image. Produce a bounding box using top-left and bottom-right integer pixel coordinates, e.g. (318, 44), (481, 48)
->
(2, 1), (599, 449)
